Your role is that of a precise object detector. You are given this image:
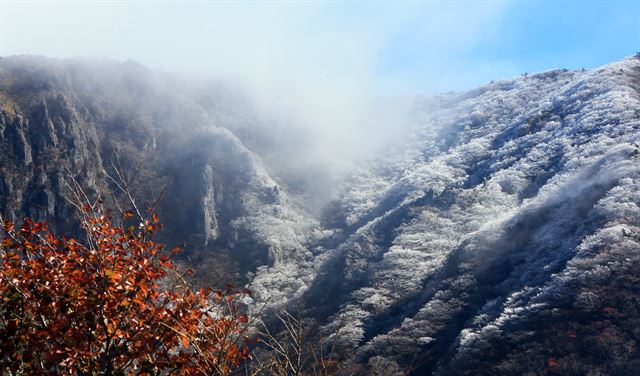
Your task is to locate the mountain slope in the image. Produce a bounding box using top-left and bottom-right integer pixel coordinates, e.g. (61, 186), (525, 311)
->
(1, 55), (639, 374)
(248, 57), (640, 374)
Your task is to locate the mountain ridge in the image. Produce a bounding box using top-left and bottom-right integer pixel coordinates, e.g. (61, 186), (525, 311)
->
(1, 55), (639, 374)
(247, 56), (640, 374)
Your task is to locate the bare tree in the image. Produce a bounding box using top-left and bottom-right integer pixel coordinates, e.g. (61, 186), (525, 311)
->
(243, 308), (354, 376)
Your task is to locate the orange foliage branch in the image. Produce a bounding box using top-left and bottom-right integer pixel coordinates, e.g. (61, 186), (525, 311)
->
(0, 206), (251, 375)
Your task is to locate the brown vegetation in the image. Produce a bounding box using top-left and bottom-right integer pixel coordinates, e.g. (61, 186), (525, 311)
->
(0, 198), (251, 375)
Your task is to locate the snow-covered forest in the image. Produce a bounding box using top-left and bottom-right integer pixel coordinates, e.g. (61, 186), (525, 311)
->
(1, 55), (639, 374)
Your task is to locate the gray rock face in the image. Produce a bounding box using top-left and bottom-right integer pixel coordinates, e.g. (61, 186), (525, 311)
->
(0, 97), (101, 230)
(1, 113), (33, 166)
(202, 164), (220, 245)
(0, 56), (315, 284)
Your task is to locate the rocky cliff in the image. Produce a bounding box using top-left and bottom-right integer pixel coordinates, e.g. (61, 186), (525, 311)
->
(0, 56), (317, 285)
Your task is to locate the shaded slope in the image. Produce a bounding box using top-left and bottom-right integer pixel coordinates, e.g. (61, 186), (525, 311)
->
(0, 56), (319, 286)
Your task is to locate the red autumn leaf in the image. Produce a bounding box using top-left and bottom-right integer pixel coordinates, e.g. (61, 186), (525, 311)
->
(181, 335), (190, 349)
(3, 220), (14, 232)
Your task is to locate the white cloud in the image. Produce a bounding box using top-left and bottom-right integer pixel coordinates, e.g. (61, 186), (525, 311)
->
(1, 1), (510, 185)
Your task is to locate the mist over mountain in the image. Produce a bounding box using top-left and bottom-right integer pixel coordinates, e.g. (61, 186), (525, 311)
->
(0, 55), (322, 284)
(1, 55), (639, 374)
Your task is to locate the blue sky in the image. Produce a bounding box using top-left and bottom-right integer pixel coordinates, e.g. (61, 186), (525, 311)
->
(374, 0), (640, 93)
(1, 0), (638, 95)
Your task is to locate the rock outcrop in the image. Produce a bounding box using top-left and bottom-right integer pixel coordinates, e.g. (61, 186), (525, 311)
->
(0, 56), (316, 285)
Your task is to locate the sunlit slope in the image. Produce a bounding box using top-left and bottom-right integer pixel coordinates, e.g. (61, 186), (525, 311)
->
(250, 56), (640, 374)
